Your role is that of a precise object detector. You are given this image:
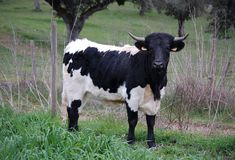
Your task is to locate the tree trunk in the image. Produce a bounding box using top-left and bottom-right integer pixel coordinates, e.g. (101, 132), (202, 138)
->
(139, 0), (152, 16)
(33, 0), (41, 11)
(139, 0), (147, 16)
(64, 17), (85, 42)
(178, 18), (185, 37)
(44, 0), (113, 42)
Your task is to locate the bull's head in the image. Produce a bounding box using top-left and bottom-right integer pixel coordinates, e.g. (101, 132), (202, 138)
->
(129, 32), (188, 72)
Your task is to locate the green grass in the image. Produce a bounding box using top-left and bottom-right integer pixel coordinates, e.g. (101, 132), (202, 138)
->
(0, 1), (234, 158)
(0, 0), (234, 77)
(0, 105), (234, 159)
(0, 0), (234, 81)
(0, 0), (234, 48)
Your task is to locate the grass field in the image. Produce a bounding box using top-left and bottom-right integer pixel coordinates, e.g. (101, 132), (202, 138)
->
(0, 105), (234, 159)
(0, 0), (235, 159)
(0, 0), (235, 48)
(0, 0), (234, 82)
(0, 0), (234, 72)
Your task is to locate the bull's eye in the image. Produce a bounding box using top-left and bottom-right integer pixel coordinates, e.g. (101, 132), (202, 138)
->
(141, 46), (147, 51)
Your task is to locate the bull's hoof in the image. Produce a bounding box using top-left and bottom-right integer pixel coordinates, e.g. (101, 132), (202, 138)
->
(68, 126), (78, 131)
(127, 139), (135, 145)
(147, 140), (157, 149)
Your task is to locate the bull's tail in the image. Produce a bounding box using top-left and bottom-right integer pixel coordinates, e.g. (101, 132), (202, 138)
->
(61, 90), (68, 121)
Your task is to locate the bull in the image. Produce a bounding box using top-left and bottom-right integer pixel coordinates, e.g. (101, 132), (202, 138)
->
(62, 32), (188, 148)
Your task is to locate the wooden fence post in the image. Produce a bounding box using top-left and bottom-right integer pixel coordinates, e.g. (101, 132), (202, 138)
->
(30, 40), (37, 82)
(33, 0), (41, 11)
(50, 20), (57, 117)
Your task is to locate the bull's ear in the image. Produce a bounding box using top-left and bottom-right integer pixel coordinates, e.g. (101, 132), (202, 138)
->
(171, 33), (188, 52)
(128, 32), (147, 51)
(135, 41), (147, 51)
(170, 41), (185, 52)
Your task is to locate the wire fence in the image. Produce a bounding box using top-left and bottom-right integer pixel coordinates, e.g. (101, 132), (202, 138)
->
(0, 21), (61, 116)
(0, 25), (235, 133)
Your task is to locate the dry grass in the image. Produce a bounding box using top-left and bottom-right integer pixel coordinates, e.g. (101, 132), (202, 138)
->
(164, 27), (235, 131)
(0, 34), (62, 113)
(0, 24), (234, 135)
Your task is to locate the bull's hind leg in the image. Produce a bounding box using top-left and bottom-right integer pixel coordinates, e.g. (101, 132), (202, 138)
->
(146, 115), (157, 148)
(67, 100), (81, 131)
(126, 102), (138, 144)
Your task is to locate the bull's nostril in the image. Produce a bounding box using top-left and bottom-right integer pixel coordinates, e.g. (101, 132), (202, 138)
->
(153, 61), (164, 69)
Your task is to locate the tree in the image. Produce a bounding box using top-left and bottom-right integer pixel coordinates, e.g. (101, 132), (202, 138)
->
(45, 0), (126, 42)
(154, 0), (205, 36)
(33, 0), (41, 11)
(208, 0), (235, 38)
(136, 0), (153, 16)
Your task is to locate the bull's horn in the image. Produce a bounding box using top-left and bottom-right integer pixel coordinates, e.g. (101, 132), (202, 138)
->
(128, 32), (145, 41)
(174, 33), (189, 41)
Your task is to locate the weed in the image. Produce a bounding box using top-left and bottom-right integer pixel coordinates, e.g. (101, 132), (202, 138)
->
(0, 106), (234, 159)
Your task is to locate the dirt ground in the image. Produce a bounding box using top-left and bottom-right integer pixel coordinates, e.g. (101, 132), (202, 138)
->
(79, 101), (235, 136)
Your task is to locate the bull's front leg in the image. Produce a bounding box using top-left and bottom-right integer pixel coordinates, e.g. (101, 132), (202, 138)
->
(67, 100), (81, 131)
(126, 102), (138, 144)
(146, 114), (157, 148)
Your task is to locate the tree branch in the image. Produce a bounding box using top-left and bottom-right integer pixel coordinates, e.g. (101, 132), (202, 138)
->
(44, 0), (125, 41)
(45, 0), (64, 14)
(46, 0), (77, 27)
(81, 0), (115, 20)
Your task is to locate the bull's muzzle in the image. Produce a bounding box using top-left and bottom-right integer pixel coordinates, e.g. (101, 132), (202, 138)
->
(152, 61), (164, 69)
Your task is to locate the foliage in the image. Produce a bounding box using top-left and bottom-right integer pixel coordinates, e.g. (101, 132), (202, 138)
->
(162, 0), (204, 20)
(0, 105), (234, 159)
(130, 0), (153, 15)
(208, 0), (235, 38)
(153, 0), (206, 36)
(45, 0), (127, 41)
(0, 0), (234, 131)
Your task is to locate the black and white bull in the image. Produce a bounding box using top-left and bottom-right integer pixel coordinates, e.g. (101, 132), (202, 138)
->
(62, 32), (188, 148)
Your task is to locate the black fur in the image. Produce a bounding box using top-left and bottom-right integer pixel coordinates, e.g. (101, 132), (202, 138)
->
(63, 32), (187, 148)
(67, 100), (81, 131)
(63, 52), (73, 66)
(146, 115), (156, 148)
(126, 102), (138, 144)
(63, 33), (184, 99)
(66, 48), (129, 93)
(64, 47), (167, 99)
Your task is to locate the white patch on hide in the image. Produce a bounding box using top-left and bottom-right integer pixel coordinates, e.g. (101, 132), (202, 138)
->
(62, 39), (164, 117)
(121, 45), (140, 55)
(138, 85), (161, 115)
(126, 86), (145, 112)
(62, 64), (163, 116)
(62, 67), (127, 113)
(126, 85), (162, 115)
(160, 87), (166, 98)
(139, 99), (160, 116)
(64, 38), (139, 56)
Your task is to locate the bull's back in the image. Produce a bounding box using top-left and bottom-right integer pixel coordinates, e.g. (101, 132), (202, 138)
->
(63, 39), (132, 94)
(82, 47), (130, 93)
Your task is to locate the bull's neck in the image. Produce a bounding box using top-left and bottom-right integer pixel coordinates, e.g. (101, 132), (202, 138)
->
(144, 54), (167, 100)
(128, 52), (167, 100)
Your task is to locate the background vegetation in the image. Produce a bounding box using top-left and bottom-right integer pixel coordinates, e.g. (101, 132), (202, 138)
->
(0, 0), (234, 159)
(1, 105), (235, 159)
